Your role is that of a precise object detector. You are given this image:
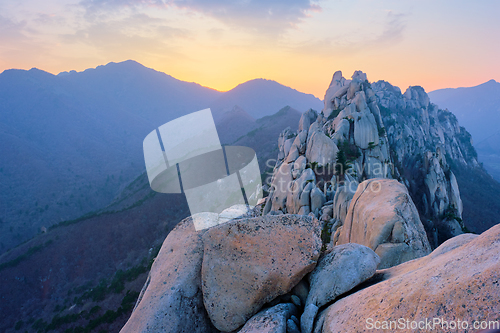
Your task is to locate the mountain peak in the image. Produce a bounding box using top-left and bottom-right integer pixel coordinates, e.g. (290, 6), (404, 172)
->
(105, 59), (147, 70)
(210, 78), (323, 119)
(56, 60), (160, 78)
(482, 79), (499, 86)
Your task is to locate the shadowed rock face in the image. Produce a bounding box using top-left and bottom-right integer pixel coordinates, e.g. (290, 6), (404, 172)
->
(120, 217), (218, 333)
(201, 214), (322, 332)
(336, 179), (431, 268)
(321, 224), (500, 333)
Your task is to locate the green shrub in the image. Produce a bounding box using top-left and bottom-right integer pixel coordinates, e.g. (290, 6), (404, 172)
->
(327, 108), (342, 120)
(339, 141), (360, 161)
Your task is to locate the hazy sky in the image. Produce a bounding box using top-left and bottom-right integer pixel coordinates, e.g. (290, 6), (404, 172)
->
(1, 0), (499, 98)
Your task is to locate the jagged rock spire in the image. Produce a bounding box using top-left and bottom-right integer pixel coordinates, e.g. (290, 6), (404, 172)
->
(267, 70), (477, 246)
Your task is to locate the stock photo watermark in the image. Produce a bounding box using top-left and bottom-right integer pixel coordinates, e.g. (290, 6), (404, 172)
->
(365, 317), (500, 331)
(143, 108), (262, 231)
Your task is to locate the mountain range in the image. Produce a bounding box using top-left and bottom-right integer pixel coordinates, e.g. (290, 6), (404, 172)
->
(0, 60), (322, 252)
(429, 79), (500, 180)
(1, 61), (500, 332)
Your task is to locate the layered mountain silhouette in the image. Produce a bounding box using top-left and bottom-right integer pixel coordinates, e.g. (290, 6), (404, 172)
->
(1, 65), (500, 333)
(0, 60), (322, 252)
(429, 79), (500, 180)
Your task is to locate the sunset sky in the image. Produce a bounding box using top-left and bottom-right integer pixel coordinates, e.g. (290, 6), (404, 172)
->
(1, 0), (499, 98)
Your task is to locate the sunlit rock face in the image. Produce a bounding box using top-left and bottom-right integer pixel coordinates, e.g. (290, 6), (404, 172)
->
(321, 225), (500, 333)
(335, 179), (431, 269)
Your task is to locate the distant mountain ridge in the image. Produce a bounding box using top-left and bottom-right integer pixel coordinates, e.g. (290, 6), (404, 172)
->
(215, 105), (257, 144)
(429, 79), (500, 180)
(428, 79), (500, 142)
(0, 60), (322, 252)
(210, 78), (323, 120)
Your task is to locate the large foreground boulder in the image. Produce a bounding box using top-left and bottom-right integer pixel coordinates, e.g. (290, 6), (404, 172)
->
(336, 179), (431, 268)
(202, 214), (322, 332)
(120, 218), (218, 333)
(322, 225), (500, 333)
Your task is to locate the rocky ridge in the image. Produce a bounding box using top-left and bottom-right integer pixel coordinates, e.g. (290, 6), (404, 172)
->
(266, 70), (479, 247)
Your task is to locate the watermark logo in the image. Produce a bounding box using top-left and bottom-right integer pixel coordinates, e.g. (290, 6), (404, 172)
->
(143, 108), (262, 230)
(366, 317), (500, 331)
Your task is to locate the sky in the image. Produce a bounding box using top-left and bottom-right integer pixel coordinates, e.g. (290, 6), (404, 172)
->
(1, 0), (499, 98)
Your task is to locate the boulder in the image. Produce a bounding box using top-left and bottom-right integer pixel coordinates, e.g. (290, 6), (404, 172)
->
(293, 130), (308, 154)
(320, 204), (333, 222)
(353, 113), (379, 149)
(299, 109), (318, 132)
(262, 189), (274, 215)
(298, 205), (311, 215)
(201, 215), (322, 332)
(332, 180), (358, 224)
(300, 244), (379, 333)
(424, 151), (450, 217)
(286, 168), (315, 214)
(292, 155), (307, 179)
(283, 138), (293, 157)
(287, 318), (301, 333)
(336, 179), (431, 268)
(305, 130), (338, 166)
(323, 225), (500, 333)
(306, 244), (380, 308)
(300, 304), (319, 333)
(238, 303), (298, 333)
(347, 79), (361, 100)
(312, 310), (328, 333)
(278, 127), (292, 160)
(120, 218), (218, 333)
(270, 163), (293, 212)
(299, 182), (313, 208)
(285, 145), (300, 163)
(310, 187), (326, 216)
(331, 118), (350, 145)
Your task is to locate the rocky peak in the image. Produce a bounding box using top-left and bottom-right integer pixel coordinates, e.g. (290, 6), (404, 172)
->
(404, 85), (430, 109)
(266, 70), (479, 247)
(351, 70), (367, 82)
